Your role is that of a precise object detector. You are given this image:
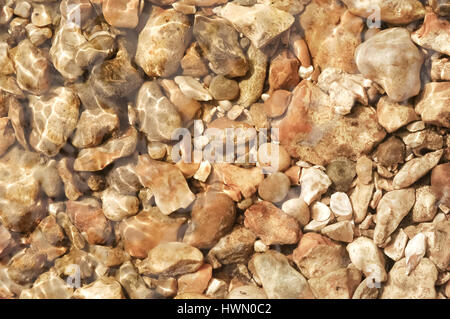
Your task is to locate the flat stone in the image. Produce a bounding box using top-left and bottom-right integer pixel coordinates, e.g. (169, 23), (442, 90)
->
(216, 3), (295, 49)
(273, 81), (386, 166)
(73, 127), (138, 171)
(137, 242), (204, 277)
(376, 96), (419, 133)
(415, 82), (450, 128)
(381, 258), (437, 299)
(341, 0), (425, 24)
(374, 188), (415, 246)
(206, 227), (256, 268)
(250, 250), (315, 298)
(135, 155), (195, 215)
(244, 201), (301, 245)
(355, 28), (423, 102)
(28, 87), (80, 157)
(120, 208), (186, 259)
(183, 190), (236, 249)
(412, 12), (450, 56)
(300, 3), (363, 73)
(293, 233), (349, 279)
(66, 199), (113, 245)
(393, 149), (443, 189)
(135, 7), (191, 77)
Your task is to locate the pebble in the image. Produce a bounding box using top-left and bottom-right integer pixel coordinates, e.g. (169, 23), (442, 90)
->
(355, 28), (423, 102)
(321, 221), (354, 243)
(330, 192), (353, 221)
(300, 166), (332, 205)
(14, 2), (32, 19)
(174, 76), (212, 101)
(258, 172), (291, 203)
(134, 155), (195, 215)
(102, 0), (140, 28)
(74, 277), (125, 299)
(0, 118), (15, 156)
(412, 186), (438, 223)
(250, 250), (314, 298)
(73, 127), (138, 171)
(375, 136), (405, 168)
(308, 266), (361, 299)
(415, 82), (450, 128)
(135, 8), (191, 77)
(20, 270), (73, 299)
(373, 188), (416, 246)
(7, 249), (47, 285)
(31, 4), (52, 27)
(381, 258), (437, 299)
(376, 96), (419, 133)
(257, 142), (291, 173)
(383, 228), (408, 261)
(180, 42), (209, 77)
(404, 233), (426, 276)
(25, 24), (52, 47)
(117, 261), (154, 299)
(393, 149), (443, 189)
(281, 198), (310, 227)
(0, 225), (12, 258)
(341, 0), (425, 24)
(289, 34), (311, 67)
(347, 237), (388, 282)
(237, 44), (267, 107)
(216, 3), (295, 49)
(183, 190), (236, 249)
(178, 264), (212, 295)
(209, 75), (239, 101)
(244, 201), (301, 245)
(206, 226), (256, 268)
(431, 163), (450, 207)
(411, 12), (450, 56)
(293, 233), (348, 279)
(430, 54), (450, 81)
(268, 50), (300, 93)
(137, 242), (204, 277)
(326, 158), (356, 192)
(193, 15), (248, 78)
(120, 207), (186, 259)
(263, 90), (292, 118)
(101, 188), (139, 222)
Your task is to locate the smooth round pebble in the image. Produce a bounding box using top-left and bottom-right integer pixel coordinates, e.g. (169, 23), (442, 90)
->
(258, 172), (291, 203)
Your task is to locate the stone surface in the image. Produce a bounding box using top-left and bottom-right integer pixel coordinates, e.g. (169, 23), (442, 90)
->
(321, 221), (354, 243)
(174, 76), (212, 101)
(102, 0), (140, 28)
(356, 156), (372, 185)
(29, 215), (67, 262)
(178, 264), (212, 295)
(300, 3), (363, 74)
(268, 50), (300, 93)
(57, 158), (84, 201)
(11, 39), (50, 95)
(384, 228), (408, 262)
(117, 261), (154, 299)
(206, 227), (256, 268)
(180, 43), (209, 78)
(209, 76), (239, 101)
(375, 136), (405, 167)
(193, 15), (248, 78)
(326, 158), (356, 192)
(135, 8), (191, 77)
(350, 181), (374, 223)
(227, 285), (267, 299)
(250, 250), (314, 299)
(330, 192), (353, 220)
(66, 199), (113, 245)
(341, 0), (425, 24)
(376, 97), (419, 133)
(293, 233), (349, 279)
(263, 90), (292, 118)
(431, 54), (450, 81)
(25, 24), (52, 47)
(28, 87), (80, 157)
(74, 127), (138, 172)
(374, 188), (415, 246)
(274, 81), (386, 166)
(281, 198), (310, 227)
(20, 270), (73, 299)
(308, 266), (361, 299)
(412, 186), (438, 223)
(257, 143), (291, 173)
(134, 155), (195, 215)
(101, 188), (139, 222)
(347, 237), (387, 282)
(183, 190), (236, 249)
(393, 149), (443, 189)
(7, 249), (47, 285)
(412, 12), (450, 56)
(381, 258), (437, 299)
(0, 118), (14, 156)
(415, 82), (450, 128)
(120, 208), (186, 259)
(431, 163), (450, 207)
(0, 225), (12, 257)
(216, 3), (295, 49)
(137, 242), (204, 276)
(244, 201), (301, 245)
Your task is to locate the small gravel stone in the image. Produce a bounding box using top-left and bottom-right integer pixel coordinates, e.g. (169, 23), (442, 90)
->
(209, 75), (240, 100)
(326, 158), (356, 192)
(258, 172), (291, 203)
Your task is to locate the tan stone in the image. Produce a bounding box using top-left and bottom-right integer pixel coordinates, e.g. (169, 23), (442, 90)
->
(431, 163), (450, 207)
(180, 42), (209, 78)
(376, 96), (419, 133)
(412, 12), (450, 56)
(384, 229), (408, 261)
(415, 82), (450, 128)
(74, 277), (125, 299)
(347, 237), (387, 282)
(308, 266), (361, 299)
(102, 0), (140, 28)
(178, 264), (212, 295)
(268, 50), (300, 93)
(321, 221), (354, 243)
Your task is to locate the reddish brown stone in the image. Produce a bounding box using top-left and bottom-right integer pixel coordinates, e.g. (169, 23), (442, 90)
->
(268, 50), (300, 93)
